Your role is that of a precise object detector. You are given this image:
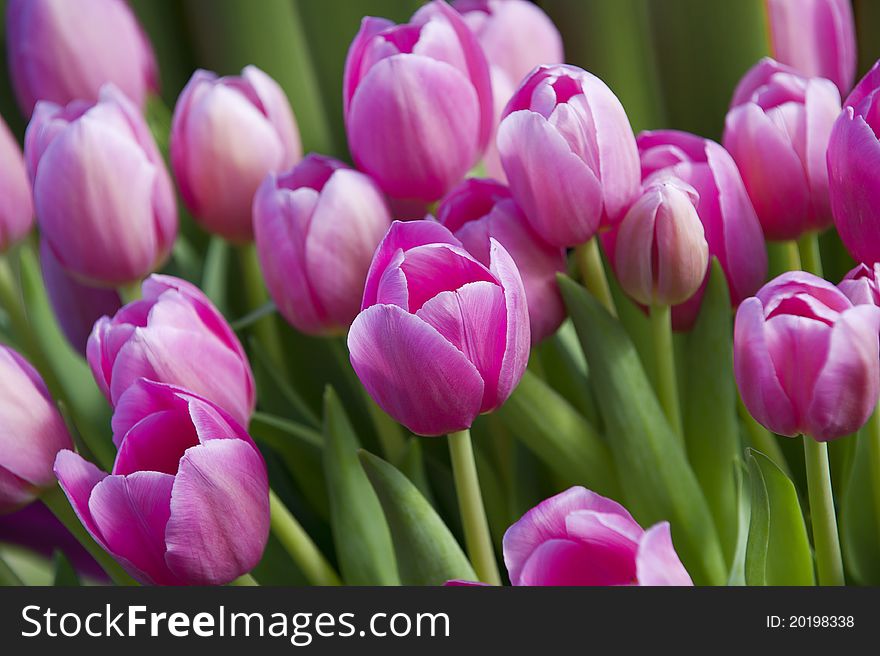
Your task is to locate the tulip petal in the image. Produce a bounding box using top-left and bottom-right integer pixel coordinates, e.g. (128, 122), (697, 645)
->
(488, 239), (530, 408)
(53, 450), (108, 544)
(400, 243), (496, 311)
(519, 538), (626, 586)
(635, 522), (693, 586)
(0, 465), (36, 513)
(113, 410), (198, 477)
(343, 16), (396, 115)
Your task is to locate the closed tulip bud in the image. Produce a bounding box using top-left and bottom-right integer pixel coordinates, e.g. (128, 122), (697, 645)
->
(614, 179), (708, 307)
(343, 1), (493, 202)
(349, 220), (529, 436)
(87, 275), (255, 428)
(6, 0), (158, 116)
(437, 177), (566, 343)
(766, 0), (856, 95)
(734, 272), (880, 441)
(503, 486), (692, 586)
(253, 154), (392, 335)
(0, 345), (73, 513)
(723, 58), (841, 240)
(170, 67), (302, 243)
(839, 263), (880, 306)
(497, 64), (640, 247)
(0, 115), (32, 253)
(24, 84), (177, 287)
(54, 380), (270, 585)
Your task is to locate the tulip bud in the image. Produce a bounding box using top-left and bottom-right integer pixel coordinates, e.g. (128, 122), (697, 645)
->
(0, 345), (73, 513)
(723, 58), (841, 240)
(765, 0), (856, 95)
(497, 64), (640, 247)
(614, 179), (708, 307)
(503, 486), (693, 586)
(343, 1), (493, 202)
(839, 263), (880, 307)
(54, 380), (270, 585)
(437, 177), (566, 343)
(170, 66), (302, 242)
(6, 0), (159, 116)
(24, 84), (177, 287)
(349, 220), (529, 436)
(0, 115), (32, 253)
(253, 154), (392, 335)
(734, 272), (880, 441)
(87, 275), (255, 428)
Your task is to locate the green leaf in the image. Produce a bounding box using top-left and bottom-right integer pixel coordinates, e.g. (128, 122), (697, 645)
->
(323, 388), (399, 585)
(559, 274), (725, 585)
(250, 337), (321, 428)
(0, 553), (23, 587)
(52, 551), (80, 587)
(359, 450), (476, 585)
(535, 320), (599, 426)
(840, 427), (880, 584)
(726, 463), (751, 586)
(201, 236), (230, 315)
(497, 369), (619, 498)
(745, 449), (815, 586)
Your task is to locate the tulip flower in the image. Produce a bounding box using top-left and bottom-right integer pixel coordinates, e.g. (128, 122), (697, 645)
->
(502, 486), (692, 586)
(253, 154), (392, 336)
(5, 0), (159, 116)
(723, 58), (841, 240)
(765, 0), (856, 95)
(0, 345), (73, 513)
(170, 66), (302, 242)
(437, 177), (566, 343)
(839, 263), (880, 307)
(343, 0), (493, 202)
(349, 219), (529, 436)
(626, 130), (767, 331)
(40, 240), (121, 356)
(24, 84), (177, 287)
(734, 272), (880, 441)
(54, 380), (270, 585)
(0, 115), (32, 253)
(87, 275), (255, 428)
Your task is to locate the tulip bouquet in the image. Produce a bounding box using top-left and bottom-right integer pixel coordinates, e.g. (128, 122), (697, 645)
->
(1, 0), (880, 591)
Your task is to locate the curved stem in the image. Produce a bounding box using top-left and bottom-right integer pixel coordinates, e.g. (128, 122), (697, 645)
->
(650, 304), (682, 439)
(237, 242), (288, 377)
(802, 437), (845, 585)
(448, 429), (501, 585)
(574, 237), (617, 317)
(797, 232), (823, 277)
(269, 489), (341, 586)
(780, 239), (802, 272)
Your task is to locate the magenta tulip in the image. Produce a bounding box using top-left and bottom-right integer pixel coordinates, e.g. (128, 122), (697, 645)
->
(839, 263), (880, 306)
(0, 115), (32, 252)
(437, 177), (566, 343)
(253, 154), (392, 335)
(343, 0), (493, 202)
(349, 220), (529, 436)
(614, 178), (708, 307)
(496, 64), (640, 247)
(765, 0), (856, 95)
(723, 58), (841, 240)
(87, 275), (255, 428)
(170, 66), (302, 243)
(734, 272), (880, 441)
(502, 486), (692, 586)
(25, 84), (177, 287)
(0, 345), (73, 513)
(54, 380), (270, 585)
(6, 0), (158, 116)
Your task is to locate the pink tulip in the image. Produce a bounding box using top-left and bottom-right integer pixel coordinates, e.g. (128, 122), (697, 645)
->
(614, 178), (708, 307)
(348, 220), (529, 436)
(343, 0), (493, 202)
(0, 345), (73, 513)
(839, 263), (880, 306)
(170, 66), (302, 242)
(497, 64), (640, 247)
(54, 380), (270, 585)
(253, 154), (392, 335)
(723, 58), (841, 240)
(87, 275), (255, 428)
(5, 0), (158, 116)
(437, 177), (566, 343)
(24, 84), (177, 287)
(502, 486), (692, 586)
(765, 0), (856, 95)
(623, 130), (767, 331)
(0, 115), (33, 252)
(734, 271), (880, 441)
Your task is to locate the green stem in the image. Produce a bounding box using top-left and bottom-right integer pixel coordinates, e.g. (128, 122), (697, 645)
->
(117, 281), (142, 305)
(864, 404), (880, 551)
(230, 573), (259, 586)
(41, 485), (138, 586)
(650, 304), (683, 439)
(736, 394), (791, 478)
(448, 429), (501, 585)
(269, 489), (341, 586)
(802, 437), (845, 585)
(237, 243), (288, 377)
(797, 232), (823, 277)
(781, 239), (802, 272)
(0, 553), (23, 586)
(574, 237), (617, 317)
